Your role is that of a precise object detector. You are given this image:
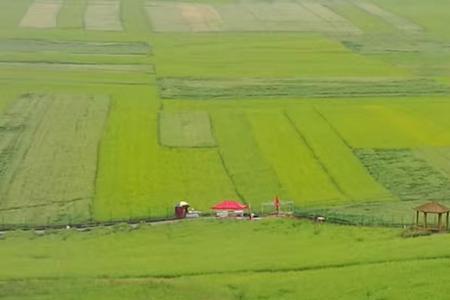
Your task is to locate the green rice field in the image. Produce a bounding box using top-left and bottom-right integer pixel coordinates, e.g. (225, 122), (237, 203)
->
(0, 0), (450, 297)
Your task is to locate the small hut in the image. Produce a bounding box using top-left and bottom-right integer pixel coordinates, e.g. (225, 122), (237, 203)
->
(415, 202), (449, 231)
(175, 201), (190, 219)
(212, 200), (248, 218)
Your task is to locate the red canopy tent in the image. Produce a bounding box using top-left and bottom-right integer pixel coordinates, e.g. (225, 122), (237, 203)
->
(212, 200), (248, 210)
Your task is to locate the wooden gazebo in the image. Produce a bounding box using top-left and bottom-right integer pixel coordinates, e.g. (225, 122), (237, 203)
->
(415, 202), (449, 231)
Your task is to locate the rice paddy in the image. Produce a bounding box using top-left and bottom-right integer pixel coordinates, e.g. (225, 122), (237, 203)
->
(0, 0), (448, 222)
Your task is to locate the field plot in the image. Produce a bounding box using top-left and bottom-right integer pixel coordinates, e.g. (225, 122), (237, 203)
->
(84, 0), (123, 31)
(0, 0), (34, 31)
(159, 77), (449, 100)
(0, 62), (153, 73)
(0, 95), (48, 197)
(146, 2), (190, 32)
(57, 0), (87, 28)
(0, 39), (150, 55)
(212, 112), (283, 203)
(146, 1), (224, 33)
(0, 66), (152, 86)
(178, 3), (222, 32)
(146, 0), (360, 33)
(95, 86), (237, 220)
(317, 103), (450, 149)
(415, 148), (450, 179)
(19, 0), (62, 29)
(286, 107), (392, 202)
(248, 112), (344, 204)
(355, 149), (450, 202)
(159, 111), (216, 148)
(301, 2), (361, 34)
(153, 34), (407, 78)
(0, 94), (110, 224)
(373, 0), (450, 39)
(352, 1), (422, 33)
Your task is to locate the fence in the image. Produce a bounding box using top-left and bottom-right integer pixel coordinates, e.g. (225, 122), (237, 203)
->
(1, 198), (448, 231)
(0, 206), (215, 232)
(294, 209), (417, 228)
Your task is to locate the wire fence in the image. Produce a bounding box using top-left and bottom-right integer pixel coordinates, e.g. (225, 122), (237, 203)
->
(0, 207), (215, 232)
(294, 209), (417, 228)
(0, 199), (447, 232)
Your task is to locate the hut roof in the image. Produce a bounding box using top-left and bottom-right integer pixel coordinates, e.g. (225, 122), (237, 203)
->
(415, 202), (449, 214)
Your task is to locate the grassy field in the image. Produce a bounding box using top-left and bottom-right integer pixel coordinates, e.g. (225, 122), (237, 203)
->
(0, 219), (450, 299)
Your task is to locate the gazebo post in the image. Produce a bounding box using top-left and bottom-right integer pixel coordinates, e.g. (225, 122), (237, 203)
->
(416, 211), (419, 226)
(438, 213), (442, 231)
(424, 212), (428, 228)
(446, 212), (449, 231)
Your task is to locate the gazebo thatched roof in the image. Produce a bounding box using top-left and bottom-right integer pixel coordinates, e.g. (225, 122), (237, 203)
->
(415, 202), (449, 214)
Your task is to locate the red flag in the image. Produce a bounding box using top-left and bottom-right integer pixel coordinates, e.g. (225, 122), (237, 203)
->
(274, 196), (280, 211)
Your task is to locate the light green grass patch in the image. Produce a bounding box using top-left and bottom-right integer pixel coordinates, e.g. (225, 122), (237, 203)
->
(159, 111), (216, 148)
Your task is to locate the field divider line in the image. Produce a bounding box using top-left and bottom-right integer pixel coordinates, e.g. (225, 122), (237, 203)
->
(0, 78), (152, 86)
(109, 254), (450, 279)
(3, 254), (450, 282)
(92, 96), (113, 220)
(0, 197), (89, 212)
(312, 106), (354, 150)
(283, 110), (349, 200)
(209, 115), (246, 203)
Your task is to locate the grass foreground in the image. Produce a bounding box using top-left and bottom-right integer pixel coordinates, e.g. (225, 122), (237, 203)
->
(0, 218), (450, 299)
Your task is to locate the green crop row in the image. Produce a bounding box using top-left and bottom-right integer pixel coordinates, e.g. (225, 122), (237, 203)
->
(158, 77), (449, 100)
